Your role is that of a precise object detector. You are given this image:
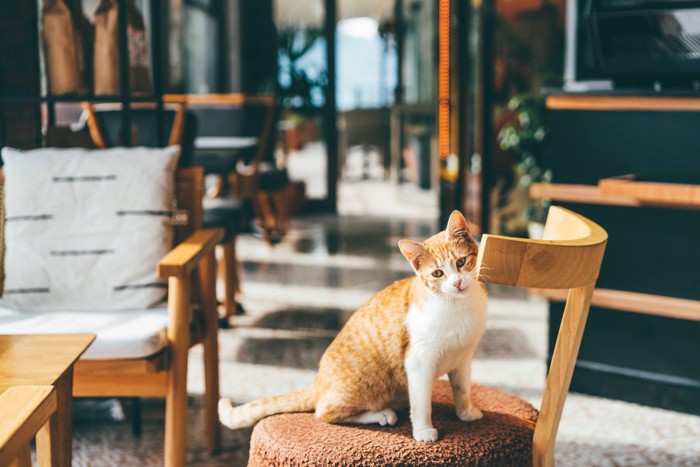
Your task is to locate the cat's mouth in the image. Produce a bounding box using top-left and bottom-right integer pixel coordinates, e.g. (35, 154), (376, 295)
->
(449, 284), (470, 295)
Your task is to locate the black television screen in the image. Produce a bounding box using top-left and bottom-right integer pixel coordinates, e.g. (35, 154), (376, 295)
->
(591, 1), (700, 85)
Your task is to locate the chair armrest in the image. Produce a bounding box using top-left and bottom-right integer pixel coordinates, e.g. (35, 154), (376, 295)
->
(157, 228), (223, 279)
(0, 386), (57, 465)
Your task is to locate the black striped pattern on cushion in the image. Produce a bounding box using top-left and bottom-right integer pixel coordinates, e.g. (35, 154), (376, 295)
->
(0, 146), (180, 311)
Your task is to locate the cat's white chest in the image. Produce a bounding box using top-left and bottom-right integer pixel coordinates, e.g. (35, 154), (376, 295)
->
(404, 286), (487, 377)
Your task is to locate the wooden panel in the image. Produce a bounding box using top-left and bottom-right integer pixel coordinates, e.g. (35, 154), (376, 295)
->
(476, 206), (608, 289)
(531, 182), (700, 210)
(0, 386), (56, 466)
(158, 228), (223, 278)
(73, 372), (168, 397)
(0, 334), (95, 390)
(599, 177), (700, 208)
(534, 288), (700, 321)
(530, 183), (641, 207)
(74, 349), (169, 375)
(164, 93), (274, 106)
(547, 95), (700, 112)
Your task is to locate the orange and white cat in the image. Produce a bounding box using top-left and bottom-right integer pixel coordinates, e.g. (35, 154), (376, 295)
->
(219, 210), (487, 442)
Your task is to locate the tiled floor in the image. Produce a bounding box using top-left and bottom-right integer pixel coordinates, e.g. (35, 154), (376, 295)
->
(70, 213), (700, 466)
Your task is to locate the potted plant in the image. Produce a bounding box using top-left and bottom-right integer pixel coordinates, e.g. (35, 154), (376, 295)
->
(497, 95), (551, 238)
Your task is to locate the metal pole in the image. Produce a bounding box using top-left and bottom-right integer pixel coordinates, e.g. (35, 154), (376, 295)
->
(479, 0), (494, 234)
(117, 0), (132, 146)
(324, 0), (337, 211)
(150, 0), (164, 146)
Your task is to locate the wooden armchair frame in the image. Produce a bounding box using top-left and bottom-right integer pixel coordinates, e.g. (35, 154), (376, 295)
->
(0, 167), (222, 467)
(81, 102), (187, 149)
(0, 386), (57, 467)
(475, 206), (608, 466)
(72, 168), (223, 467)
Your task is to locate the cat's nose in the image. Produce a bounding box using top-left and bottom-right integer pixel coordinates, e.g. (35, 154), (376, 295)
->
(453, 279), (462, 289)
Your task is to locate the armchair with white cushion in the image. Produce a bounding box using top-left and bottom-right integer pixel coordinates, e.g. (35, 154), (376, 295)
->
(0, 146), (222, 467)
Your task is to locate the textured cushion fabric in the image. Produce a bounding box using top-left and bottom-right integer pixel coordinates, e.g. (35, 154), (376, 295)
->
(0, 146), (179, 311)
(249, 381), (538, 467)
(203, 198), (246, 243)
(0, 305), (169, 359)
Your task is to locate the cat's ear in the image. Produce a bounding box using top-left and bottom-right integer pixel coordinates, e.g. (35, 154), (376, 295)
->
(398, 240), (426, 269)
(446, 210), (471, 241)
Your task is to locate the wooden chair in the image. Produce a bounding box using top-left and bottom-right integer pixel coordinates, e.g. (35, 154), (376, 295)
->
(164, 94), (289, 323)
(0, 386), (56, 467)
(245, 206), (608, 467)
(0, 168), (223, 467)
(167, 94), (289, 245)
(76, 168), (222, 466)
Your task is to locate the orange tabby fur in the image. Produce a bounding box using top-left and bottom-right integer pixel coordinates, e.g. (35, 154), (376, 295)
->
(219, 210), (487, 440)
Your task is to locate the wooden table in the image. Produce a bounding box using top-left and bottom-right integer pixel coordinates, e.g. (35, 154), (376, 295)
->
(0, 334), (95, 467)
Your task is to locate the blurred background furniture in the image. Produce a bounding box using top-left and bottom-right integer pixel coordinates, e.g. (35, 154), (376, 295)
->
(170, 94), (289, 245)
(247, 206), (607, 467)
(0, 385), (57, 467)
(81, 102), (197, 167)
(338, 108), (391, 181)
(532, 94), (700, 416)
(164, 93), (289, 324)
(0, 334), (95, 467)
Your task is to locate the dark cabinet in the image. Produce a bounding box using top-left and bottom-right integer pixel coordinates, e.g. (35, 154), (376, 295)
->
(536, 94), (700, 415)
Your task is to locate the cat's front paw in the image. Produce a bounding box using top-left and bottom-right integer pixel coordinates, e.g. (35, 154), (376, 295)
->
(413, 427), (439, 442)
(457, 406), (483, 422)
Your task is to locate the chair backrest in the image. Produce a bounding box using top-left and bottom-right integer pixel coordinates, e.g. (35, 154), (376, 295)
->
(82, 103), (198, 167)
(476, 206), (607, 467)
(166, 94), (276, 165)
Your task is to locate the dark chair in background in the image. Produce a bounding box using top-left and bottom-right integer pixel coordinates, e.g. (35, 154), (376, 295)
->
(82, 102), (197, 167)
(165, 94), (289, 325)
(176, 94), (289, 244)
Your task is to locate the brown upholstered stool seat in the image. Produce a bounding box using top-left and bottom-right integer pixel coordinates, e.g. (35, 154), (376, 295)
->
(248, 381), (538, 466)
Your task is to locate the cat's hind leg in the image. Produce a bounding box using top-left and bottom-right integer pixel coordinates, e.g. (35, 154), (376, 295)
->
(345, 409), (398, 426)
(315, 398), (398, 426)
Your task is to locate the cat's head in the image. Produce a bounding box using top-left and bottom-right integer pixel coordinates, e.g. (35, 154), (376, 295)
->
(398, 210), (478, 298)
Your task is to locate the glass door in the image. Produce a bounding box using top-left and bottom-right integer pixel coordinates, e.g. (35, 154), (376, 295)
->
(392, 0), (438, 211)
(274, 0), (337, 210)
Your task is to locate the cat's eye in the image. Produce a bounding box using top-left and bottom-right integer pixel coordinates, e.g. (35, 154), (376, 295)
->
(456, 257), (467, 268)
(432, 270), (444, 278)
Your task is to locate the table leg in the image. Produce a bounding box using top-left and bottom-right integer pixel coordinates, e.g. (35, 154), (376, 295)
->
(9, 444), (32, 467)
(36, 368), (73, 467)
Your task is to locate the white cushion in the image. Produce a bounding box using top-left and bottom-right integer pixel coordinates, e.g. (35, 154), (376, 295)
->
(0, 146), (180, 310)
(0, 306), (169, 360)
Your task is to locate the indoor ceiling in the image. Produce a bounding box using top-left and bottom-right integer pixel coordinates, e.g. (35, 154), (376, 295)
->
(274, 0), (394, 27)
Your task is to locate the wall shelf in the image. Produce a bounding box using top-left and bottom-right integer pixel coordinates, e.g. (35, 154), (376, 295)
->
(531, 182), (700, 210)
(530, 183), (641, 207)
(533, 288), (700, 322)
(599, 176), (700, 208)
(546, 95), (700, 112)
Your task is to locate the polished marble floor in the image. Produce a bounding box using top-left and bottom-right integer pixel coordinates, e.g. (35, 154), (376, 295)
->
(69, 213), (700, 466)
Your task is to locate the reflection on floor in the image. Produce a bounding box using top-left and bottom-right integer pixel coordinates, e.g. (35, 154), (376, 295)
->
(70, 215), (700, 466)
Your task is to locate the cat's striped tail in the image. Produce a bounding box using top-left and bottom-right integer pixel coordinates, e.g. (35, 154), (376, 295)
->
(218, 386), (316, 429)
